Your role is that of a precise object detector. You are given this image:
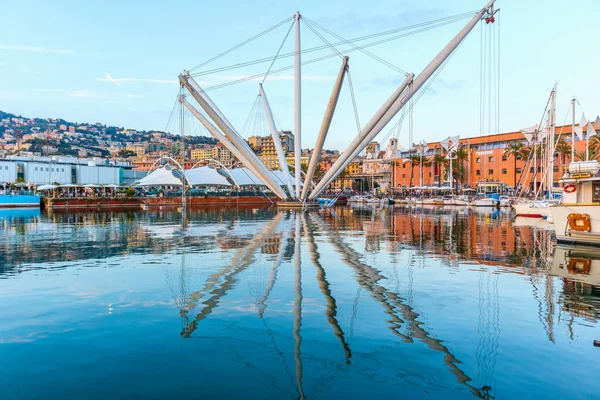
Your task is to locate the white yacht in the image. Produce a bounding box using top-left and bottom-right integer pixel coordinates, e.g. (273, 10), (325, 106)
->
(513, 200), (555, 218)
(470, 197), (499, 207)
(550, 161), (600, 245)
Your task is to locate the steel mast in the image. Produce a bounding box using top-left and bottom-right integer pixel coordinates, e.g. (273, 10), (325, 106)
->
(293, 11), (303, 199)
(309, 0), (497, 199)
(179, 72), (288, 199)
(259, 83), (296, 197)
(300, 56), (349, 200)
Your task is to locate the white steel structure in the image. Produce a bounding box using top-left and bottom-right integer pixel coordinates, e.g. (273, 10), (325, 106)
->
(177, 1), (497, 204)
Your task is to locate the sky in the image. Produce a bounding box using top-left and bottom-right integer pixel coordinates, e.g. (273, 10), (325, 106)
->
(1, 0), (599, 151)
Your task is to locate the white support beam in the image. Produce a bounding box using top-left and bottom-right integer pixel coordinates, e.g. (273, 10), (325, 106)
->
(259, 83), (296, 198)
(300, 56), (349, 201)
(178, 95), (274, 193)
(179, 72), (288, 199)
(310, 0), (496, 199)
(294, 11), (302, 199)
(308, 73), (413, 199)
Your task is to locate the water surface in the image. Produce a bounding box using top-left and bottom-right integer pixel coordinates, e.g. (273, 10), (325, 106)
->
(0, 206), (598, 399)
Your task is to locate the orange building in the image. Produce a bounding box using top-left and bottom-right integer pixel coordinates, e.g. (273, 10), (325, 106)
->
(392, 123), (599, 190)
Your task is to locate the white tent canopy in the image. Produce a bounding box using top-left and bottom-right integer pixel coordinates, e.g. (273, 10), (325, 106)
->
(134, 167), (183, 187)
(186, 166), (232, 186)
(229, 168), (302, 188)
(134, 165), (301, 189)
(37, 184), (57, 191)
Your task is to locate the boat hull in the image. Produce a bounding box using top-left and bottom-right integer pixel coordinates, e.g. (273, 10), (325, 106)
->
(550, 205), (600, 246)
(0, 194), (41, 208)
(471, 198), (498, 207)
(513, 203), (551, 218)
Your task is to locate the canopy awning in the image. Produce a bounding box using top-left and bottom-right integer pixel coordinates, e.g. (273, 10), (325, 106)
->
(186, 166), (232, 186)
(228, 168), (302, 187)
(37, 184), (57, 191)
(134, 167), (183, 187)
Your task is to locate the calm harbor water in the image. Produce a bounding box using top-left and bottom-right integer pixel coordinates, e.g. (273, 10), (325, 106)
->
(1, 206), (598, 399)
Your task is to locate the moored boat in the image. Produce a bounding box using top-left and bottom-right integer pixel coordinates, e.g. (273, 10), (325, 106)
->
(513, 200), (554, 218)
(550, 161), (600, 245)
(0, 193), (41, 208)
(470, 196), (499, 207)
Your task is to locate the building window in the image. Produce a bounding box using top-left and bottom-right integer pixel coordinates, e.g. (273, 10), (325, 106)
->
(516, 155), (522, 160)
(502, 168), (507, 174)
(403, 164), (406, 168)
(553, 166), (559, 172)
(516, 168), (522, 173)
(402, 174), (406, 178)
(489, 156), (494, 162)
(476, 157), (481, 163)
(502, 155), (507, 161)
(488, 169), (493, 175)
(476, 170), (481, 176)
(530, 167), (534, 173)
(46, 168), (49, 172)
(62, 168), (65, 172)
(35, 167), (38, 171)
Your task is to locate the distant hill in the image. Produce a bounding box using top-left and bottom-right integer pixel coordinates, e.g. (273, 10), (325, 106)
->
(0, 110), (217, 158)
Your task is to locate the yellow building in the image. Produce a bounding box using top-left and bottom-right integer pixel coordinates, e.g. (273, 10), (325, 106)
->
(126, 144), (146, 157)
(190, 145), (214, 161)
(248, 136), (263, 151)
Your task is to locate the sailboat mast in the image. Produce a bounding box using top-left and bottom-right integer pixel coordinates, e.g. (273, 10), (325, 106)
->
(571, 98), (576, 163)
(294, 11), (302, 199)
(547, 85), (556, 198)
(419, 144), (423, 188)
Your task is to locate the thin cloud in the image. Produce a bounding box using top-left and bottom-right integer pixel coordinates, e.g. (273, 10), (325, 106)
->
(96, 77), (178, 84)
(104, 72), (124, 88)
(68, 90), (99, 98)
(0, 44), (73, 54)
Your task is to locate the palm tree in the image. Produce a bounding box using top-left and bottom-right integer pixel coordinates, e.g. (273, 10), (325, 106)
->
(454, 148), (469, 187)
(432, 153), (447, 187)
(503, 141), (524, 187)
(575, 148), (597, 161)
(408, 154), (421, 188)
(589, 136), (600, 157)
(555, 138), (571, 166)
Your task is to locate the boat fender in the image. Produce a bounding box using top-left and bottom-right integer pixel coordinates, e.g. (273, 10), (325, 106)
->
(563, 184), (576, 193)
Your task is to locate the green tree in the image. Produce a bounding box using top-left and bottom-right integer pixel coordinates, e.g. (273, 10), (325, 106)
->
(503, 141), (525, 186)
(555, 138), (571, 166)
(431, 153), (447, 187)
(454, 148), (469, 186)
(575, 148), (597, 161)
(118, 149), (137, 158)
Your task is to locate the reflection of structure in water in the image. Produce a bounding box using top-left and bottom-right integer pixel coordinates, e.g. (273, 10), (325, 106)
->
(552, 245), (600, 324)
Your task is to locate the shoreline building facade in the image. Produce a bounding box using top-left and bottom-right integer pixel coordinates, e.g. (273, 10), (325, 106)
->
(392, 123), (599, 191)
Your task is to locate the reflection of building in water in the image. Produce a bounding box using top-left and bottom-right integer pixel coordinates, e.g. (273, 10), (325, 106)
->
(261, 237), (280, 255)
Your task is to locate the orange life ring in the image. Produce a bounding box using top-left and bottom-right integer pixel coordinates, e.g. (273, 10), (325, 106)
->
(563, 184), (576, 193)
(567, 213), (591, 232)
(567, 258), (591, 274)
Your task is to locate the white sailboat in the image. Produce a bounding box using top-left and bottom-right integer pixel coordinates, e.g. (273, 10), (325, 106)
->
(513, 84), (558, 218)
